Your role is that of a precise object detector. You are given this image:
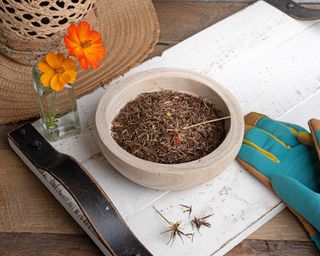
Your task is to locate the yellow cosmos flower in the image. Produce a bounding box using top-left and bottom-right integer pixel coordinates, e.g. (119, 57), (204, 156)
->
(37, 53), (77, 91)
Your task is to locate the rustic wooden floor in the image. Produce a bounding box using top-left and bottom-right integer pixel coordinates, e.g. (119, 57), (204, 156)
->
(1, 1), (320, 255)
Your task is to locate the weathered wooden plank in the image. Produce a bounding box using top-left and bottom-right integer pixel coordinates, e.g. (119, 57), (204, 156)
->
(0, 1), (250, 235)
(154, 2), (248, 43)
(148, 2), (249, 60)
(0, 148), (83, 234)
(0, 145), (308, 241)
(0, 123), (22, 149)
(249, 209), (309, 241)
(0, 149), (309, 240)
(39, 2), (320, 255)
(0, 232), (316, 256)
(23, 2), (320, 255)
(0, 1), (320, 255)
(0, 233), (102, 256)
(228, 239), (318, 255)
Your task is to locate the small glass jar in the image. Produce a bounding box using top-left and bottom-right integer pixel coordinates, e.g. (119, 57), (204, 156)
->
(32, 66), (81, 141)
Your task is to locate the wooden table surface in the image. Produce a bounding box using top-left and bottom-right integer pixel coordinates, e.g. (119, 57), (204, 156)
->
(1, 1), (319, 255)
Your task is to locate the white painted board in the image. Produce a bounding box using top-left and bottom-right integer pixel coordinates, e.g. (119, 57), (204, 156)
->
(30, 1), (320, 255)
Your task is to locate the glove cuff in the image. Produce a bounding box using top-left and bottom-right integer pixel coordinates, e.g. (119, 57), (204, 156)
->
(311, 232), (320, 251)
(308, 119), (320, 159)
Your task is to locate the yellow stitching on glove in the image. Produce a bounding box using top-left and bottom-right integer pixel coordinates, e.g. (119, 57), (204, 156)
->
(243, 139), (280, 163)
(288, 127), (298, 136)
(288, 127), (313, 145)
(260, 129), (291, 149)
(245, 124), (291, 149)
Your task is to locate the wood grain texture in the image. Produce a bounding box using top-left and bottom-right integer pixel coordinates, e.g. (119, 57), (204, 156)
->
(1, 1), (320, 256)
(0, 146), (308, 240)
(32, 1), (320, 255)
(148, 1), (248, 59)
(0, 123), (22, 149)
(0, 233), (103, 256)
(228, 239), (318, 255)
(0, 1), (246, 235)
(0, 233), (316, 256)
(249, 209), (309, 241)
(0, 147), (309, 239)
(0, 148), (83, 234)
(154, 1), (247, 43)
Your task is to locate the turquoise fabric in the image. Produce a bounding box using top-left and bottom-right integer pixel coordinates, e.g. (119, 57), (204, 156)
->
(312, 231), (320, 250)
(316, 130), (320, 148)
(237, 116), (320, 249)
(238, 117), (320, 191)
(280, 121), (309, 133)
(272, 174), (320, 231)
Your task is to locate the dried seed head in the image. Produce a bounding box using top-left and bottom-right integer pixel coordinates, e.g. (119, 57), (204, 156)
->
(191, 214), (213, 232)
(180, 204), (192, 218)
(153, 206), (193, 245)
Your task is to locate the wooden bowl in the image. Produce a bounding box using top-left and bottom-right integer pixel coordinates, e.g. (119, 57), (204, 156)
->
(96, 68), (244, 190)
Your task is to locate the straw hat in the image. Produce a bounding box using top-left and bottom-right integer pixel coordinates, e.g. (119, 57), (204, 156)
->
(0, 0), (159, 124)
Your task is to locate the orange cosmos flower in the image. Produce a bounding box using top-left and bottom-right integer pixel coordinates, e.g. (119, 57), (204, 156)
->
(38, 53), (77, 91)
(64, 21), (106, 70)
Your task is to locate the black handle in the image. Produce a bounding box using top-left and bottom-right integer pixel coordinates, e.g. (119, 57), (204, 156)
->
(265, 0), (320, 20)
(8, 123), (152, 256)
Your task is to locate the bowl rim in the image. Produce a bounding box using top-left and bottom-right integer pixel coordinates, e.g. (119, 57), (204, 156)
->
(96, 68), (244, 175)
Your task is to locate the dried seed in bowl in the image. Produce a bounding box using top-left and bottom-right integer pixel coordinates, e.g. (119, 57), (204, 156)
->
(111, 90), (227, 164)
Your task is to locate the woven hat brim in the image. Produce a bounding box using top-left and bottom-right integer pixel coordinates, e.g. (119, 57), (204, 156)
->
(0, 0), (159, 124)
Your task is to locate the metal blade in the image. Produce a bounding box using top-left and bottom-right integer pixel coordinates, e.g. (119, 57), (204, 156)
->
(265, 0), (320, 20)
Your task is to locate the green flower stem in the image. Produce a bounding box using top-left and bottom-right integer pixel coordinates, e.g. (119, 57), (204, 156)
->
(46, 91), (58, 129)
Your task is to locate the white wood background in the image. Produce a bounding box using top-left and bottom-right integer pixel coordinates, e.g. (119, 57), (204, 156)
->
(32, 1), (320, 255)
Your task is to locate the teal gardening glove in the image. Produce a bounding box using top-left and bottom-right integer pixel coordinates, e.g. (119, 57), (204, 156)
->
(237, 113), (320, 249)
